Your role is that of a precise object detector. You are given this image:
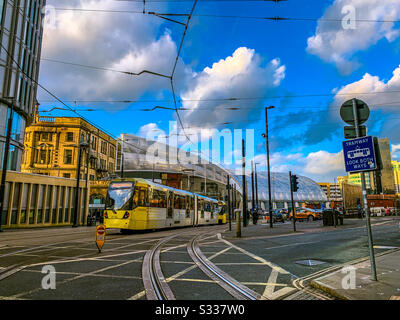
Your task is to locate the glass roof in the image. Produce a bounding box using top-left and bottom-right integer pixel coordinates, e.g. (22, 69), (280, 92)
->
(121, 134), (327, 202)
(233, 172), (328, 202)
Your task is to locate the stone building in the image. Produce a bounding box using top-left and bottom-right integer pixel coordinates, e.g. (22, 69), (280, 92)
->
(22, 111), (117, 180)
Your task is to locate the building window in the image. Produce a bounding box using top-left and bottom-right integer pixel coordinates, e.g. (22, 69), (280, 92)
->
(66, 132), (74, 142)
(0, 0), (5, 24)
(63, 173), (71, 178)
(101, 141), (107, 155)
(90, 158), (96, 169)
(109, 145), (115, 158)
(64, 149), (73, 164)
(91, 136), (97, 150)
(41, 132), (52, 142)
(38, 149), (47, 164)
(100, 159), (106, 170)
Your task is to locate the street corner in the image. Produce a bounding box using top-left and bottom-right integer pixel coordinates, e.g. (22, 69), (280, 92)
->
(310, 249), (400, 300)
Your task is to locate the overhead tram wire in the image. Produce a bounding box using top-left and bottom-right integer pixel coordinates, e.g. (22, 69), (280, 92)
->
(48, 7), (400, 24)
(0, 43), (150, 155)
(37, 86), (400, 104)
(169, 0), (198, 146)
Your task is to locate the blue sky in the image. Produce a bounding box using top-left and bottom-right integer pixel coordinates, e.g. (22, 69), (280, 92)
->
(38, 0), (400, 182)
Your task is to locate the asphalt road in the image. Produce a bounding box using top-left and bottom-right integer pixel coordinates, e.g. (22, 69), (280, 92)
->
(0, 217), (398, 300)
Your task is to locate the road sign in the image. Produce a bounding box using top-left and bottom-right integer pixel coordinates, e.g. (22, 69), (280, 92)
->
(95, 225), (106, 253)
(344, 125), (367, 139)
(340, 99), (370, 125)
(342, 136), (377, 173)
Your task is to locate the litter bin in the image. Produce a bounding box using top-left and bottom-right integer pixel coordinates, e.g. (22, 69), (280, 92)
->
(322, 210), (336, 226)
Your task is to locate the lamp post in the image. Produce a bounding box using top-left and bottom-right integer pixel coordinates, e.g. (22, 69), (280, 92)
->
(262, 106), (275, 228)
(72, 141), (88, 228)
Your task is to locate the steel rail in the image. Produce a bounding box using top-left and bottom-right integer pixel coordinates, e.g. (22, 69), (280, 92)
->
(142, 234), (179, 300)
(188, 233), (261, 300)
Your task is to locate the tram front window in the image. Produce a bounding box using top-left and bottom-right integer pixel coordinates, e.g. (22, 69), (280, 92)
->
(107, 182), (135, 210)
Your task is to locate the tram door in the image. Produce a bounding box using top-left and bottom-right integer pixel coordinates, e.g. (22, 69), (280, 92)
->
(166, 191), (174, 227)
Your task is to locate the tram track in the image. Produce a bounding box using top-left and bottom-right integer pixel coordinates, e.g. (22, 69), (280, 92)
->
(142, 226), (265, 301)
(142, 233), (178, 300)
(187, 232), (261, 300)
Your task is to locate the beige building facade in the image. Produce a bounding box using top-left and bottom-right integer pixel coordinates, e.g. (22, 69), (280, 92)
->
(21, 112), (117, 180)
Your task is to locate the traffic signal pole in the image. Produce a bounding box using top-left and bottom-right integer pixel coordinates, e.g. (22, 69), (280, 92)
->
(241, 139), (248, 227)
(352, 99), (377, 281)
(251, 161), (255, 212)
(227, 174), (232, 231)
(289, 171), (296, 232)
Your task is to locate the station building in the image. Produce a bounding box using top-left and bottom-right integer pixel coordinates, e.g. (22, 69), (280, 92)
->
(107, 134), (328, 212)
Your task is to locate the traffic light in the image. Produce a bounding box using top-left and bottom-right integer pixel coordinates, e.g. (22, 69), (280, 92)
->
(291, 175), (299, 192)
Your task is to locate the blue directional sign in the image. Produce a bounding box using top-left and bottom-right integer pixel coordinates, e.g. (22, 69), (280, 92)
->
(342, 136), (377, 173)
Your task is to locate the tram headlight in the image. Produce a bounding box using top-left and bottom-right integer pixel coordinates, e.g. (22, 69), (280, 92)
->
(104, 212), (108, 219)
(123, 212), (130, 219)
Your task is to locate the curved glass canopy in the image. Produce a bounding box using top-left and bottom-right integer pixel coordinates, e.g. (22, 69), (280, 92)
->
(234, 172), (327, 202)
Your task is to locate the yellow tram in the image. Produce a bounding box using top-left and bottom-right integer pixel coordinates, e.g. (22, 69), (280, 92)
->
(104, 178), (227, 232)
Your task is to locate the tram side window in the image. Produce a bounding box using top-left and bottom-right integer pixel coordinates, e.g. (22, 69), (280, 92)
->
(151, 190), (166, 208)
(174, 195), (180, 209)
(190, 197), (195, 210)
(133, 187), (149, 208)
(205, 202), (211, 212)
(175, 195), (186, 210)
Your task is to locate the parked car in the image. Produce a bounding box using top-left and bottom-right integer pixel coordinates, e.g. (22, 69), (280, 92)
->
(289, 208), (321, 221)
(265, 210), (285, 223)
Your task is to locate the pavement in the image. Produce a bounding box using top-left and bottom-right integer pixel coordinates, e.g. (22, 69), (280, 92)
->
(310, 248), (400, 300)
(222, 216), (399, 240)
(221, 216), (400, 300)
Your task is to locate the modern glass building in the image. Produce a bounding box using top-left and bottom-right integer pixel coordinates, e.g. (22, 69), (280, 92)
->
(117, 134), (327, 207)
(236, 172), (328, 210)
(0, 0), (46, 171)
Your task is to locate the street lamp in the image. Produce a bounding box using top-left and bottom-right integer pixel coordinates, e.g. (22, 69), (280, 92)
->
(262, 106), (275, 228)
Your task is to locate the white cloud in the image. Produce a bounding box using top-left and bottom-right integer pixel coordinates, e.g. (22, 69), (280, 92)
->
(245, 150), (346, 182)
(392, 144), (400, 159)
(40, 0), (184, 104)
(332, 65), (400, 142)
(303, 150), (344, 175)
(179, 47), (286, 127)
(307, 0), (400, 74)
(137, 123), (165, 139)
